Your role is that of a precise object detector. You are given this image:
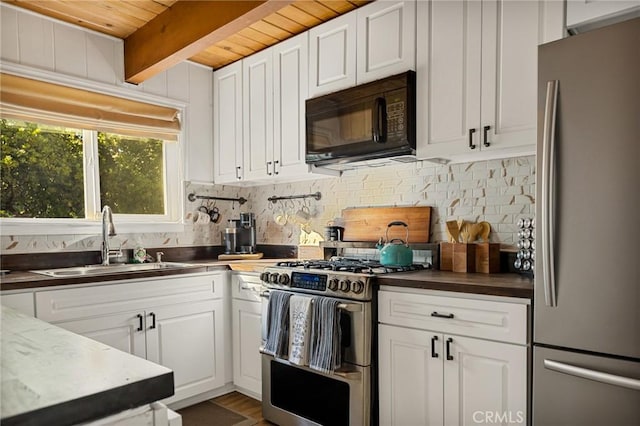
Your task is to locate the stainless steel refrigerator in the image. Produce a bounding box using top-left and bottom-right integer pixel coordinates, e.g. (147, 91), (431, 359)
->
(534, 18), (640, 425)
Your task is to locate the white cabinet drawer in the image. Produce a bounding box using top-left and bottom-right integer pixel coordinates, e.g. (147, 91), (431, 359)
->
(378, 290), (528, 345)
(36, 273), (223, 323)
(231, 273), (263, 302)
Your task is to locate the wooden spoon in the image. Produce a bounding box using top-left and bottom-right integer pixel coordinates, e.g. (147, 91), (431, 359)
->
(446, 220), (460, 243)
(477, 221), (491, 242)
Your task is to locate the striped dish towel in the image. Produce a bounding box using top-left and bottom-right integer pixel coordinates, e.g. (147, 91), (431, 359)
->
(288, 295), (313, 365)
(309, 296), (342, 374)
(263, 290), (292, 358)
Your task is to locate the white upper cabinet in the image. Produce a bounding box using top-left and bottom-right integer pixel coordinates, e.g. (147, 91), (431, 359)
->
(309, 1), (416, 98)
(567, 0), (640, 31)
(416, 0), (564, 163)
(242, 49), (274, 181)
(213, 61), (243, 183)
(356, 0), (416, 84)
(309, 12), (357, 98)
(273, 32), (310, 177)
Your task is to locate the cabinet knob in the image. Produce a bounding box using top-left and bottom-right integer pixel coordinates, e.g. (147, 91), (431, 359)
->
(468, 128), (477, 149)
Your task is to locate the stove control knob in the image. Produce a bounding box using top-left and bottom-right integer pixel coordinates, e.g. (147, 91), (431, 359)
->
(339, 279), (351, 293)
(352, 280), (365, 294)
(260, 272), (270, 282)
(278, 274), (290, 285)
(269, 273), (279, 284)
(328, 278), (340, 291)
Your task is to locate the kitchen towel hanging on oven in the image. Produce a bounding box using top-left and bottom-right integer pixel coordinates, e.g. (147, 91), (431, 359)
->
(263, 290), (292, 358)
(289, 295), (313, 365)
(309, 297), (342, 374)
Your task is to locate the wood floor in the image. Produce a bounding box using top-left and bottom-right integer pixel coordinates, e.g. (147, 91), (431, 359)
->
(213, 392), (274, 425)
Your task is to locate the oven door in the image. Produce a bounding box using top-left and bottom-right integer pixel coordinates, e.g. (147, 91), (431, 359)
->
(260, 290), (371, 366)
(261, 354), (370, 426)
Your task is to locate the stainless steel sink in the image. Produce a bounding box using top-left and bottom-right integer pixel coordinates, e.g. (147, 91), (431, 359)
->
(32, 262), (194, 277)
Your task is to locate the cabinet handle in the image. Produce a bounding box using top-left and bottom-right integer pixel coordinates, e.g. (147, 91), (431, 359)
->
(266, 161), (272, 176)
(468, 128), (477, 149)
(149, 312), (156, 329)
(274, 160), (279, 175)
(136, 314), (143, 331)
(483, 125), (491, 147)
(446, 337), (454, 360)
(236, 166), (242, 180)
(431, 311), (454, 319)
(431, 335), (439, 358)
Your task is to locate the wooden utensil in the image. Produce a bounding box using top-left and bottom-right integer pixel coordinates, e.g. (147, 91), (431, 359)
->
(446, 220), (460, 243)
(477, 221), (491, 242)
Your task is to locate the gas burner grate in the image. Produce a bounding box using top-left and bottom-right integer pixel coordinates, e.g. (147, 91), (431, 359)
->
(277, 258), (430, 274)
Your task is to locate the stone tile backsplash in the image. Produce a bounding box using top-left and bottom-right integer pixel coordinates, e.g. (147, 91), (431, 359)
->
(0, 156), (535, 254)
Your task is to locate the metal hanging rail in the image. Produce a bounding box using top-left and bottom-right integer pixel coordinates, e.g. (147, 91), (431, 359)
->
(188, 193), (247, 205)
(268, 191), (322, 203)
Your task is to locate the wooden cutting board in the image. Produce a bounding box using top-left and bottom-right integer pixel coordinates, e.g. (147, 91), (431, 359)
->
(217, 253), (264, 260)
(341, 206), (432, 243)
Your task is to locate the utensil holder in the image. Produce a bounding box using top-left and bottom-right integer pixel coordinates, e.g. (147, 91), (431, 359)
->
(453, 243), (476, 273)
(475, 243), (500, 273)
(439, 242), (454, 271)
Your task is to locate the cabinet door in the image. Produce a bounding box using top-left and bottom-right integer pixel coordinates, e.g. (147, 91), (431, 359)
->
(213, 61), (243, 183)
(309, 12), (357, 98)
(56, 311), (146, 358)
(1, 292), (34, 316)
(273, 32), (309, 177)
(443, 335), (527, 425)
(232, 298), (262, 396)
(146, 299), (225, 404)
(356, 1), (416, 84)
(243, 49), (273, 181)
(480, 0), (545, 154)
(416, 0), (482, 159)
(378, 324), (443, 426)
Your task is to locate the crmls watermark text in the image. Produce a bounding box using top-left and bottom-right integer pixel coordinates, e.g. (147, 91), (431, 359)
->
(472, 411), (525, 424)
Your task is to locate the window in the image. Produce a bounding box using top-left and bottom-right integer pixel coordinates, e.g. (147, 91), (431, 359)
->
(0, 119), (182, 233)
(0, 72), (183, 234)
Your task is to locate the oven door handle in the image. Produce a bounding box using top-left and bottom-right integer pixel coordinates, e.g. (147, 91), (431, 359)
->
(260, 290), (270, 298)
(337, 302), (362, 312)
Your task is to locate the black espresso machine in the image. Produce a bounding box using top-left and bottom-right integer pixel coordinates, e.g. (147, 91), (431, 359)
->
(223, 212), (256, 254)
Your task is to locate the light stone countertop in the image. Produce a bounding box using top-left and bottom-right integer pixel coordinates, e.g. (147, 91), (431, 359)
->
(0, 306), (174, 425)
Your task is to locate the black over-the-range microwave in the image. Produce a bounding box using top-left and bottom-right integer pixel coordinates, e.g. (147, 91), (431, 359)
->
(305, 71), (416, 167)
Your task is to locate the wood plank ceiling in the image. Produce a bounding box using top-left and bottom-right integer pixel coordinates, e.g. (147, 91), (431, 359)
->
(3, 0), (371, 79)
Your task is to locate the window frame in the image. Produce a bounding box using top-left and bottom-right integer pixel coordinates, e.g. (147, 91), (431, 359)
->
(0, 63), (186, 235)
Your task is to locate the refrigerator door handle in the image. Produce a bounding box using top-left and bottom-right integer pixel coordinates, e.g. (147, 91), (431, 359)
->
(541, 80), (559, 307)
(544, 359), (640, 391)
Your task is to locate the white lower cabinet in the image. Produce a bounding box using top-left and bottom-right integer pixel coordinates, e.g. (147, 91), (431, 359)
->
(35, 272), (227, 405)
(378, 289), (529, 426)
(231, 273), (263, 397)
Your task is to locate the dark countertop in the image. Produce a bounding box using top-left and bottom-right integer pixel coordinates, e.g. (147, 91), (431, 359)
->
(0, 264), (211, 291)
(377, 269), (533, 299)
(0, 306), (174, 426)
(1, 259), (532, 299)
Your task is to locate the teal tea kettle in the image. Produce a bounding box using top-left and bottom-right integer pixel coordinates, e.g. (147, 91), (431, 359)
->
(377, 221), (413, 267)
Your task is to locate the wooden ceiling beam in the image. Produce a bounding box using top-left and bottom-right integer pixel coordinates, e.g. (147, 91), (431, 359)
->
(124, 0), (294, 84)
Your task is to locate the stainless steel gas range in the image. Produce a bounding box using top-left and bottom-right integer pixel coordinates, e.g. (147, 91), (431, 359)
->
(260, 258), (427, 426)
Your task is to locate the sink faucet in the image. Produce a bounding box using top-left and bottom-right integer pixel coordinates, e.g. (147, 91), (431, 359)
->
(101, 205), (117, 265)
